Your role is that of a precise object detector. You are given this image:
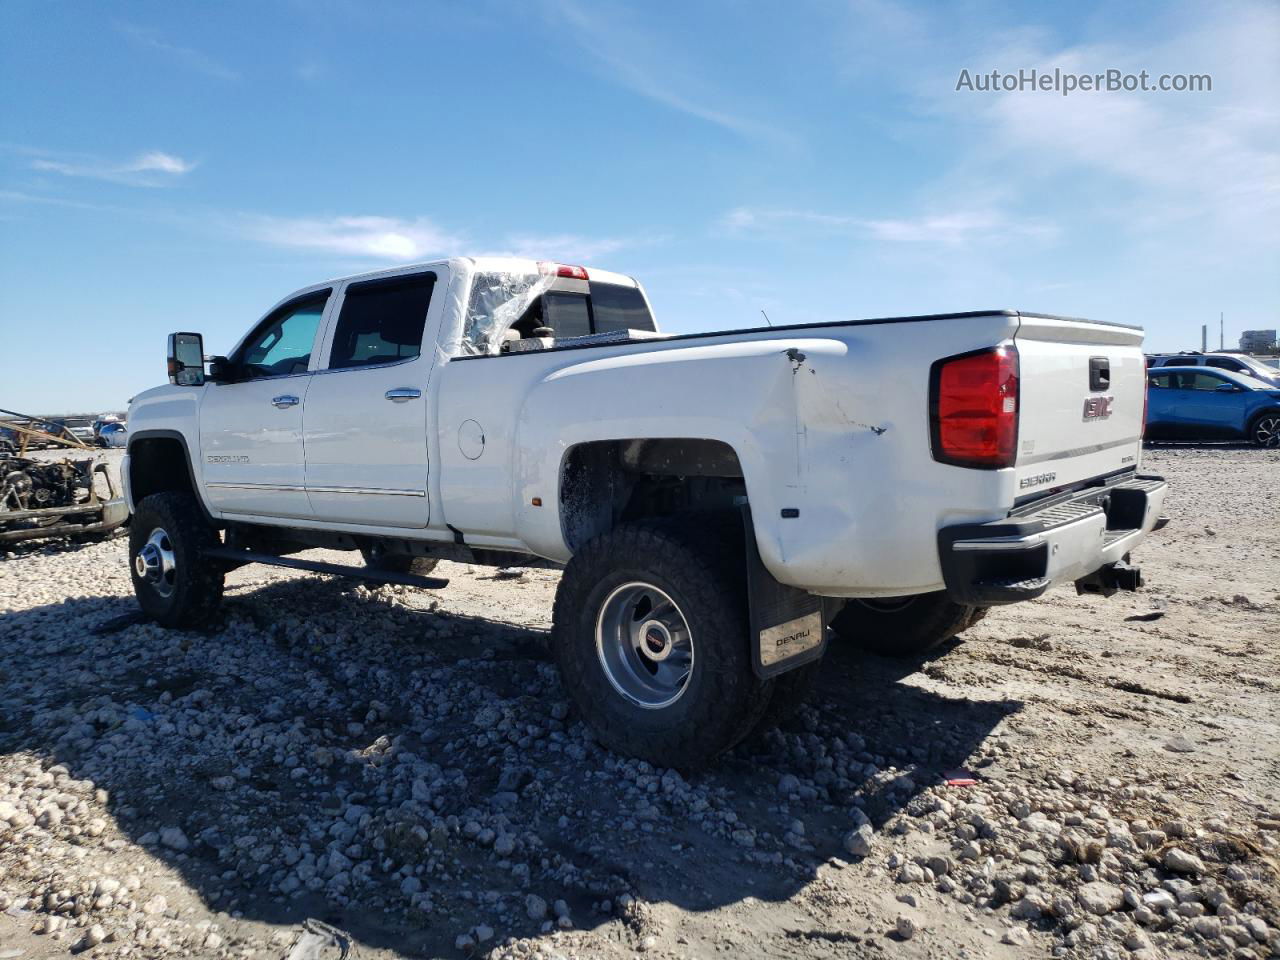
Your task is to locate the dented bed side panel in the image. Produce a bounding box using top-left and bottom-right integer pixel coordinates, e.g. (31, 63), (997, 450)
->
(437, 313), (1023, 596)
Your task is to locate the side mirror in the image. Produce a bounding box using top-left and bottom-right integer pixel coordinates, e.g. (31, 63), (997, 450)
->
(207, 356), (232, 383)
(168, 332), (206, 386)
(1214, 383), (1237, 393)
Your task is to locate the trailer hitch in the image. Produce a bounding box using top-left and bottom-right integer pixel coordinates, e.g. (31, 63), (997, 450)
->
(1075, 562), (1143, 598)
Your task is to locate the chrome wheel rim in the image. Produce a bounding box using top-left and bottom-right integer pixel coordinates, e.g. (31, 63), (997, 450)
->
(1254, 416), (1280, 447)
(595, 581), (694, 709)
(135, 527), (177, 598)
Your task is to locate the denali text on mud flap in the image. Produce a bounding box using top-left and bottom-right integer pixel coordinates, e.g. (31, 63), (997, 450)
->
(759, 612), (823, 667)
(1020, 472), (1057, 489)
(1082, 396), (1114, 421)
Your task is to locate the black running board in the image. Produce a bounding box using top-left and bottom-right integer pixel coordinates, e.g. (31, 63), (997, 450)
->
(202, 546), (449, 589)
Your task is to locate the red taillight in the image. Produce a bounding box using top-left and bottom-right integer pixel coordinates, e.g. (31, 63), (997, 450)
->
(538, 261), (589, 280)
(930, 346), (1019, 468)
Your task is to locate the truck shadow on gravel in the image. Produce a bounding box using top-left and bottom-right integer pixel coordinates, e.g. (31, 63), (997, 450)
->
(0, 575), (1019, 957)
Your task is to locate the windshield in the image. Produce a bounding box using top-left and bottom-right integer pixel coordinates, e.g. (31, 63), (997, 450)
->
(1236, 356), (1279, 378)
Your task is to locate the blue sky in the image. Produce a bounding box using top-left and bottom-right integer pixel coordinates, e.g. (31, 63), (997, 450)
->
(1, 0), (1277, 413)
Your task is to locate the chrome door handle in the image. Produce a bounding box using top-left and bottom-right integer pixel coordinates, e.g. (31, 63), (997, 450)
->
(385, 388), (422, 402)
(271, 395), (300, 408)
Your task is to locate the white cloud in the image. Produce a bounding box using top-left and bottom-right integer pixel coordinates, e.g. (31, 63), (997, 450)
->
(117, 23), (239, 81)
(964, 22), (1280, 239)
(548, 0), (794, 146)
(872, 0), (1280, 245)
(243, 215), (643, 266)
(720, 206), (1056, 246)
(25, 148), (196, 186)
(721, 208), (858, 231)
(865, 210), (1057, 245)
(130, 152), (194, 175)
(493, 233), (631, 263)
(245, 215), (461, 262)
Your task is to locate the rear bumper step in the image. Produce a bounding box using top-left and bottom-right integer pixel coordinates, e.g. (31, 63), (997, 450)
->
(938, 473), (1167, 606)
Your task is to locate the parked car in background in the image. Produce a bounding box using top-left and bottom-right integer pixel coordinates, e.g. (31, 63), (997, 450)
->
(1146, 367), (1280, 446)
(52, 416), (97, 445)
(99, 421), (128, 448)
(1148, 352), (1280, 387)
(93, 415), (124, 444)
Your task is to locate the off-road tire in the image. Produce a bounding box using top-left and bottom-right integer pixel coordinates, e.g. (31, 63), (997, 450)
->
(1247, 410), (1280, 448)
(129, 492), (224, 629)
(551, 516), (774, 768)
(831, 591), (983, 658)
(359, 547), (440, 577)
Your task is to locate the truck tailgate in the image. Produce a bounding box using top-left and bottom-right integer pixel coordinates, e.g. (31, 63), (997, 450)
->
(1013, 315), (1147, 493)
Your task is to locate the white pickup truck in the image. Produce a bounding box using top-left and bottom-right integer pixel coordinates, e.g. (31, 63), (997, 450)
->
(124, 256), (1167, 766)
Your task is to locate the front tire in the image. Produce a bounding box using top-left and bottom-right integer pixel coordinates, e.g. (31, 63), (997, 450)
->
(129, 492), (224, 628)
(551, 518), (773, 768)
(831, 591), (984, 658)
(1248, 411), (1280, 448)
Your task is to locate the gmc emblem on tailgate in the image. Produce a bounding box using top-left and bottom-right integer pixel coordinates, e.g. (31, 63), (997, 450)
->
(1082, 396), (1114, 421)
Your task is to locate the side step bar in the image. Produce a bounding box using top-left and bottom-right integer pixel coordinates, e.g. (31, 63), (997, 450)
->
(202, 546), (449, 590)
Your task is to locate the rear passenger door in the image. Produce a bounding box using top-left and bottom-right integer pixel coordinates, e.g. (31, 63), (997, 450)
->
(302, 270), (441, 527)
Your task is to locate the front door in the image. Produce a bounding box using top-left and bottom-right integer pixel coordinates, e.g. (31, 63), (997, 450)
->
(1181, 371), (1245, 437)
(199, 290), (331, 519)
(302, 270), (439, 527)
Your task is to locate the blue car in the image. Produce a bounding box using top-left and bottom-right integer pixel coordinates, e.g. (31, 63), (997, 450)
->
(1146, 366), (1280, 446)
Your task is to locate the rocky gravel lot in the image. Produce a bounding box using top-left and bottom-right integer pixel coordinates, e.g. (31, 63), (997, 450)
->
(1, 445), (1277, 960)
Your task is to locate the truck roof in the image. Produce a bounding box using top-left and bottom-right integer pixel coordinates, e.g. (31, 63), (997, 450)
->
(312, 257), (640, 291)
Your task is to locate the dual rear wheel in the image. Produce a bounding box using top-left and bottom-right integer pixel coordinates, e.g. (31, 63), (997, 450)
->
(550, 518), (988, 767)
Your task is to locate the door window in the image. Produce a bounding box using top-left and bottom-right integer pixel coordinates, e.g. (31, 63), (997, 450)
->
(236, 293), (330, 380)
(1186, 373), (1234, 391)
(328, 273), (436, 370)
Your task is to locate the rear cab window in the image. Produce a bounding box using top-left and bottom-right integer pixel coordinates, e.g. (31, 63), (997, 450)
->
(461, 269), (655, 355)
(590, 282), (654, 334)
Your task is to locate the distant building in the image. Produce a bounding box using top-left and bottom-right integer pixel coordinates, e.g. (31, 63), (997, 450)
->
(1239, 329), (1278, 354)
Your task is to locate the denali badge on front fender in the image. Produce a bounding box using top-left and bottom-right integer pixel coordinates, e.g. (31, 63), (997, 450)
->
(1082, 396), (1114, 421)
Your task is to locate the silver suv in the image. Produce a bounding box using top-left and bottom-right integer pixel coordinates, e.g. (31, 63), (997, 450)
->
(1148, 352), (1280, 386)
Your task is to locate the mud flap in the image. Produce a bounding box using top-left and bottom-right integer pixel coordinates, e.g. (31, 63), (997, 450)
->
(742, 507), (827, 679)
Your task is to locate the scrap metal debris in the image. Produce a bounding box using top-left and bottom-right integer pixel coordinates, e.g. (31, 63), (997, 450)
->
(0, 408), (128, 545)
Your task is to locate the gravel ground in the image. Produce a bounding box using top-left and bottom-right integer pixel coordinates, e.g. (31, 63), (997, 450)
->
(1, 445), (1277, 960)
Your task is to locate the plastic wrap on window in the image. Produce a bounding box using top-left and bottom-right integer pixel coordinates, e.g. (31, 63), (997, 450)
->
(455, 267), (558, 356)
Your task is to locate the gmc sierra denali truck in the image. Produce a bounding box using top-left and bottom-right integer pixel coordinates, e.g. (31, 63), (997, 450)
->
(124, 256), (1167, 766)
